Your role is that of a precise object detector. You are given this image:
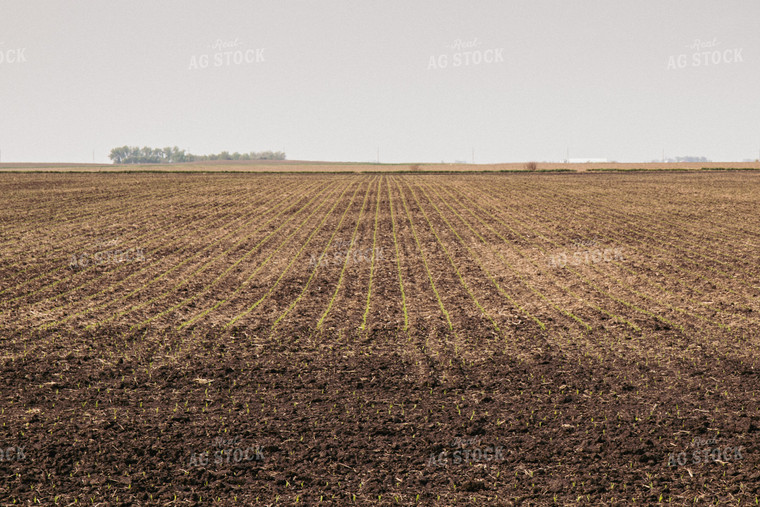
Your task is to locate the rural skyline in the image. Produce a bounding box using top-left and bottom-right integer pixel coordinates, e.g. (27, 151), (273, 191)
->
(1, 0), (759, 164)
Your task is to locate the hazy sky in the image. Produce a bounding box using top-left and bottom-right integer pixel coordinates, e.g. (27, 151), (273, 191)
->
(1, 0), (758, 164)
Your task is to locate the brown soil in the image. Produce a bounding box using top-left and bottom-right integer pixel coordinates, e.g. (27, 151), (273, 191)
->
(1, 172), (759, 504)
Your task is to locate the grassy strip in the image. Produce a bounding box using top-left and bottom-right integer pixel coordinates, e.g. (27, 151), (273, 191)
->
(701, 167), (760, 171)
(3, 166), (759, 174)
(0, 168), (582, 175)
(586, 167), (759, 172)
(586, 168), (692, 172)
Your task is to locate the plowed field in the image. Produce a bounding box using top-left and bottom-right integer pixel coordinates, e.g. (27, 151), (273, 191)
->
(1, 171), (759, 504)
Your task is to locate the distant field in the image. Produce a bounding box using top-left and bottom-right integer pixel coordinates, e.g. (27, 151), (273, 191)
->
(1, 171), (759, 503)
(1, 160), (759, 172)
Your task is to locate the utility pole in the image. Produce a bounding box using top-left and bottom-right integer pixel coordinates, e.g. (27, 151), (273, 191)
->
(377, 146), (380, 164)
(471, 147), (474, 164)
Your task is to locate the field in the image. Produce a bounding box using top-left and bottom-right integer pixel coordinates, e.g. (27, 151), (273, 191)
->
(2, 160), (760, 173)
(1, 170), (759, 504)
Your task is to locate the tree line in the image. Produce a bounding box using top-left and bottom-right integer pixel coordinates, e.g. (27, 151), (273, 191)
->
(108, 146), (285, 164)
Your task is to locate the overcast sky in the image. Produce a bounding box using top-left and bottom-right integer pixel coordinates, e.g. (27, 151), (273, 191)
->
(1, 0), (758, 164)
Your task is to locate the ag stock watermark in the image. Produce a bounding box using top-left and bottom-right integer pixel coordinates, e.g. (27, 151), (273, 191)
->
(69, 236), (145, 269)
(428, 38), (504, 70)
(309, 238), (384, 268)
(666, 37), (743, 70)
(546, 241), (625, 269)
(0, 444), (26, 462)
(0, 43), (27, 65)
(427, 436), (505, 468)
(189, 38), (265, 70)
(187, 434), (264, 468)
(667, 436), (745, 467)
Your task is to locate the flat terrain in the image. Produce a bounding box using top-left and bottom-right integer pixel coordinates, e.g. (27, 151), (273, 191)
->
(2, 160), (760, 172)
(1, 171), (759, 504)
